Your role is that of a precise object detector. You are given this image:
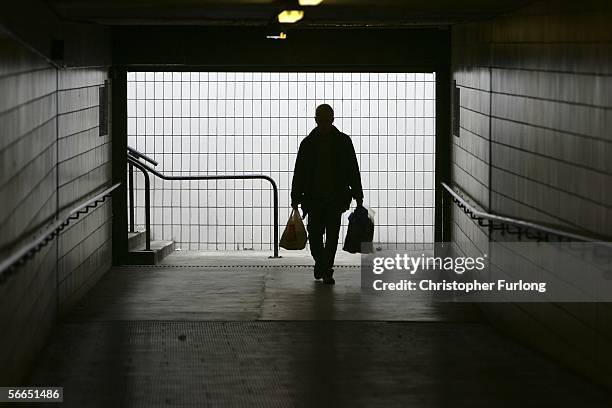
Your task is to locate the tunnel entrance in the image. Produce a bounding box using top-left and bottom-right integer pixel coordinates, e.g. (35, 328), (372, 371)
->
(127, 71), (436, 251)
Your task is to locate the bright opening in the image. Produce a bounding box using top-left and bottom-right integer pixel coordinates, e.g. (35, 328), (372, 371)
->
(127, 72), (436, 250)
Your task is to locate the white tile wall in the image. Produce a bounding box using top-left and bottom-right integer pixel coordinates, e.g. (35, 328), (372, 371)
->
(127, 71), (436, 250)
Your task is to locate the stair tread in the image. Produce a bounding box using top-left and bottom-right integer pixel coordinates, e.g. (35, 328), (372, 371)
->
(131, 240), (174, 252)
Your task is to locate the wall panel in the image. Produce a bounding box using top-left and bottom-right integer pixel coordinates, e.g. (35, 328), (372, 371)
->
(451, 2), (612, 388)
(128, 71), (437, 250)
(0, 32), (113, 384)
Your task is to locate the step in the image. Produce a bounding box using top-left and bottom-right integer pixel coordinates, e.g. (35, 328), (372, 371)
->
(128, 230), (147, 251)
(125, 240), (175, 265)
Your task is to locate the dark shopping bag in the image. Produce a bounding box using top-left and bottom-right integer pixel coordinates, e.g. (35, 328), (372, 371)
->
(280, 209), (307, 250)
(343, 205), (375, 254)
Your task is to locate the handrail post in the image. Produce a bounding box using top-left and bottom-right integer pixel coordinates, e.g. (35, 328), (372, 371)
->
(269, 177), (280, 258)
(128, 157), (152, 251)
(129, 163), (135, 233)
(143, 170), (151, 251)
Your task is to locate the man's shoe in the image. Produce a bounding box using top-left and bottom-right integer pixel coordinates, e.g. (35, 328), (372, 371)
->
(322, 269), (335, 284)
(314, 265), (325, 280)
(322, 276), (335, 285)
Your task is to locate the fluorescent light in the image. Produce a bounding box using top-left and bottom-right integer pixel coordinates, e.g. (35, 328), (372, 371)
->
(266, 32), (287, 40)
(277, 10), (304, 24)
(299, 0), (323, 5)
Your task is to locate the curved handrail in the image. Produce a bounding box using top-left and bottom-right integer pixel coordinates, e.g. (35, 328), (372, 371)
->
(441, 182), (609, 244)
(127, 158), (152, 251)
(127, 146), (156, 232)
(127, 156), (280, 258)
(0, 183), (121, 281)
(128, 146), (158, 166)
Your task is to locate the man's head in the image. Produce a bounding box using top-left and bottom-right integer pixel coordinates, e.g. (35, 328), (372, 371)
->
(315, 104), (334, 134)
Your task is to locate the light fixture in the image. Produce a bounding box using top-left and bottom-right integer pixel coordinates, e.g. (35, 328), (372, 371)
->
(277, 9), (304, 24)
(266, 31), (287, 40)
(298, 0), (323, 5)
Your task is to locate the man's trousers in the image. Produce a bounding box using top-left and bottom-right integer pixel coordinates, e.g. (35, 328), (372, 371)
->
(306, 207), (343, 277)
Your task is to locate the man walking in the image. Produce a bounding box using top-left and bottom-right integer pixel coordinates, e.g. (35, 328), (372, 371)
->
(291, 104), (364, 284)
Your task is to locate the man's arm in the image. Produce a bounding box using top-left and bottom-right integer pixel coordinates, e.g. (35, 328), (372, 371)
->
(347, 138), (364, 206)
(291, 141), (306, 209)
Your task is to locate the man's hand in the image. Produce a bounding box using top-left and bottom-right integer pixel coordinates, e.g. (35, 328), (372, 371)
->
(291, 203), (307, 219)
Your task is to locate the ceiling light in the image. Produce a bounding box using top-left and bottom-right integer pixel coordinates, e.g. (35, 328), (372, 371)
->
(277, 10), (304, 24)
(266, 31), (287, 40)
(298, 0), (323, 5)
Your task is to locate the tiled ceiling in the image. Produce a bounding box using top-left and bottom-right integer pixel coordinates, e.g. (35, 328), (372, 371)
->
(46, 0), (535, 26)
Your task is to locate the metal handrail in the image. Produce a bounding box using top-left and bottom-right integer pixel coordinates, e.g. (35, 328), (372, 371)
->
(127, 147), (157, 232)
(128, 146), (158, 166)
(441, 182), (609, 244)
(0, 183), (121, 281)
(127, 154), (280, 258)
(127, 158), (152, 251)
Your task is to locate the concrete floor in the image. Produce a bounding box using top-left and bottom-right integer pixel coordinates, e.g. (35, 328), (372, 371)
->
(25, 251), (612, 407)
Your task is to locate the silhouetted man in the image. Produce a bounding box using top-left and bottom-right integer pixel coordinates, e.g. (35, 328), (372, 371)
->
(291, 104), (364, 284)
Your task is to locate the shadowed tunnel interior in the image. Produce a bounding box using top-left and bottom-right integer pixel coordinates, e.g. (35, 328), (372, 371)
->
(1, 1), (612, 407)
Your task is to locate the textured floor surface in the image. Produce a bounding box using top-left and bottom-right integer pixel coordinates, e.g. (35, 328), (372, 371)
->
(65, 264), (476, 322)
(28, 321), (612, 408)
(23, 252), (612, 407)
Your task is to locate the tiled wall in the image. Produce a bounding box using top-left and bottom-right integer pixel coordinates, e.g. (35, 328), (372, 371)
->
(56, 68), (113, 312)
(128, 71), (436, 250)
(0, 33), (112, 384)
(451, 21), (491, 260)
(451, 2), (612, 388)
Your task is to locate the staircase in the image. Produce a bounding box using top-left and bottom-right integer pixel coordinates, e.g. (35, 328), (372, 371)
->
(126, 230), (175, 265)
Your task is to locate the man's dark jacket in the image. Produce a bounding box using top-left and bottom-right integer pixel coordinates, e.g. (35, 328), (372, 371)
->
(291, 126), (363, 214)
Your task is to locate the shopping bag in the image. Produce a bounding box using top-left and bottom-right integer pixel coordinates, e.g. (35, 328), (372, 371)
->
(343, 205), (375, 254)
(280, 209), (307, 250)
